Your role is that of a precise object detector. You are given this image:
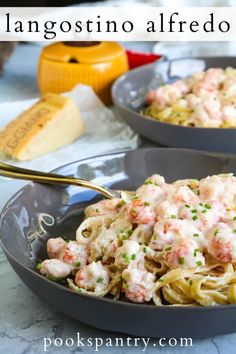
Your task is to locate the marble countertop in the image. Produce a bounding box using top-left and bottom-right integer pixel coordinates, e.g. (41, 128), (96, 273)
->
(0, 43), (236, 354)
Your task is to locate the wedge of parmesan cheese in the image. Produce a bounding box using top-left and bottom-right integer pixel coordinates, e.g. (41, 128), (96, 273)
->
(0, 93), (84, 161)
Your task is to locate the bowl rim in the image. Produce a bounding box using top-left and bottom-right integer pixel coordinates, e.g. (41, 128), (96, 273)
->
(1, 147), (236, 311)
(112, 56), (236, 132)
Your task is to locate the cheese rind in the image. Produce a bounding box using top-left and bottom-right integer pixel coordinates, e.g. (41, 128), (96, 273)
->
(0, 93), (84, 161)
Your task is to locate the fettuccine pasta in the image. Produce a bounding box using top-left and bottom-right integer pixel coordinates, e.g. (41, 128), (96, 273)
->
(38, 173), (236, 306)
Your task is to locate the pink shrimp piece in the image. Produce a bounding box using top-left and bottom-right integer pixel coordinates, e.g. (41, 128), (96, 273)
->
(61, 241), (87, 268)
(75, 261), (110, 292)
(205, 68), (224, 84)
(199, 175), (236, 206)
(222, 76), (236, 95)
(150, 220), (178, 251)
(114, 240), (140, 268)
(163, 238), (205, 269)
(210, 238), (232, 263)
(47, 237), (67, 259)
(153, 86), (170, 108)
(121, 268), (155, 303)
(75, 269), (85, 282)
(193, 68), (224, 96)
(146, 90), (156, 104)
(164, 241), (188, 268)
(173, 185), (199, 204)
(161, 183), (175, 196)
(125, 285), (148, 303)
(191, 98), (222, 127)
(186, 93), (202, 108)
(145, 174), (165, 186)
(199, 176), (224, 201)
(135, 184), (164, 204)
(126, 198), (156, 226)
(220, 210), (236, 223)
(151, 81), (188, 109)
(173, 79), (189, 95)
(151, 219), (205, 251)
(222, 106), (236, 125)
(203, 99), (222, 120)
(155, 200), (179, 219)
(207, 223), (236, 263)
(39, 259), (72, 280)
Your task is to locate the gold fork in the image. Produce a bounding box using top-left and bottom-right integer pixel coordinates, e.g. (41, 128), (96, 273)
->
(0, 162), (121, 199)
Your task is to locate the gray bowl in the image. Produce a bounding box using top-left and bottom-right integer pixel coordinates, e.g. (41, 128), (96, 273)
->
(112, 57), (236, 153)
(1, 148), (236, 338)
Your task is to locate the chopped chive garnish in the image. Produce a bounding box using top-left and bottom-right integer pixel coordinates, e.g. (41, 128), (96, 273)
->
(131, 254), (136, 260)
(194, 249), (200, 257)
(196, 261), (203, 266)
(189, 280), (193, 286)
(95, 208), (100, 213)
(97, 277), (103, 283)
(159, 277), (164, 282)
(120, 228), (133, 240)
(165, 246), (172, 251)
(144, 241), (148, 246)
(117, 200), (127, 208)
(171, 214), (177, 219)
(120, 276), (128, 287)
(192, 215), (198, 221)
(199, 203), (203, 206)
(233, 230), (236, 233)
(233, 216), (236, 221)
(75, 261), (81, 268)
(205, 204), (211, 209)
(197, 190), (200, 195)
(179, 257), (185, 265)
(214, 229), (219, 236)
(191, 209), (198, 214)
(143, 247), (147, 253)
(144, 179), (159, 186)
(144, 179), (153, 185)
(185, 204), (190, 208)
(122, 253), (127, 259)
(144, 202), (150, 206)
(193, 233), (199, 237)
(37, 262), (42, 270)
(202, 210), (207, 214)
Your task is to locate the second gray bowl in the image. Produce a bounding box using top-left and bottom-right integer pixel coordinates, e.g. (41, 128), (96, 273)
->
(112, 56), (236, 153)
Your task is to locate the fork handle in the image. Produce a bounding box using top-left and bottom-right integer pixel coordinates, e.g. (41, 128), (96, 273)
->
(0, 163), (115, 199)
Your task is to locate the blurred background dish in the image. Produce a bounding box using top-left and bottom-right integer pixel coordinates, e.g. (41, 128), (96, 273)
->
(112, 56), (236, 153)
